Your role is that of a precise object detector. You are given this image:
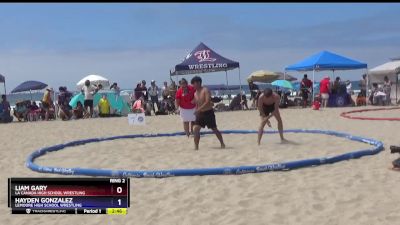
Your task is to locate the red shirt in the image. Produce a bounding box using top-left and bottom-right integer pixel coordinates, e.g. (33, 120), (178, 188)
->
(320, 78), (330, 94)
(301, 79), (312, 88)
(176, 85), (196, 109)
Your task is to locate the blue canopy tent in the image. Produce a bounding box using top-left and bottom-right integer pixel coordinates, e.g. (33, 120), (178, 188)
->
(170, 42), (242, 92)
(285, 50), (368, 101)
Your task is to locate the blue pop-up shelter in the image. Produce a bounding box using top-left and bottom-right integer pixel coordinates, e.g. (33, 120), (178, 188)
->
(170, 42), (241, 91)
(285, 50), (368, 101)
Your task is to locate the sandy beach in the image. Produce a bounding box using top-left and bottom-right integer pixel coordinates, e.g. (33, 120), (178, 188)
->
(1, 106), (400, 225)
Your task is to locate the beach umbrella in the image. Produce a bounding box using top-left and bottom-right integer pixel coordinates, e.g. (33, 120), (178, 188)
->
(11, 80), (48, 93)
(77, 74), (110, 89)
(271, 80), (294, 89)
(11, 80), (48, 100)
(247, 70), (281, 83)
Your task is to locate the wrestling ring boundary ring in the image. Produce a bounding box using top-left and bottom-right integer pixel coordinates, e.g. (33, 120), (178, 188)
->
(26, 129), (384, 178)
(341, 107), (400, 121)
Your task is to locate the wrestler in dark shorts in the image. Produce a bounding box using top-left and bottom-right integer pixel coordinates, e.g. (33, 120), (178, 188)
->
(194, 109), (217, 129)
(84, 99), (93, 108)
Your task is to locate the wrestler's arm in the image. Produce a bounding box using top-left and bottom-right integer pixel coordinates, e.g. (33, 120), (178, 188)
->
(257, 94), (266, 117)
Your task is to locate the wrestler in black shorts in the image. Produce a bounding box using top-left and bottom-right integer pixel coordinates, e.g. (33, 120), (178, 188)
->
(195, 109), (217, 129)
(84, 99), (93, 109)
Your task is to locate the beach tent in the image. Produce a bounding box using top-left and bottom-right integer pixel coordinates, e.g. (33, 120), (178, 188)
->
(170, 42), (241, 91)
(77, 74), (110, 90)
(285, 50), (367, 101)
(369, 58), (400, 103)
(69, 91), (130, 115)
(0, 74), (5, 94)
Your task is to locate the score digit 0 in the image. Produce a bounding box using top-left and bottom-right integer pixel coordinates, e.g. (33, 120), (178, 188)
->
(117, 187), (122, 194)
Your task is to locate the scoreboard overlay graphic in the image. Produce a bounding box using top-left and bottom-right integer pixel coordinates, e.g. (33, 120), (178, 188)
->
(8, 178), (130, 215)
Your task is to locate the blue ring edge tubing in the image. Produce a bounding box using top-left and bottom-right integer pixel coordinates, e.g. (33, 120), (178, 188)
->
(26, 129), (384, 178)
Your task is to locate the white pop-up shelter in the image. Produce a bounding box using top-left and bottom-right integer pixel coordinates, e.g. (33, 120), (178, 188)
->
(369, 58), (400, 103)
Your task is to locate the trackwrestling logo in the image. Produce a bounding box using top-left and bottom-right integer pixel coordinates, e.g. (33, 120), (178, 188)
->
(194, 50), (216, 62)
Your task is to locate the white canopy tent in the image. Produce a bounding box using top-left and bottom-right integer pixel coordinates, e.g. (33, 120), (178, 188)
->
(369, 59), (400, 103)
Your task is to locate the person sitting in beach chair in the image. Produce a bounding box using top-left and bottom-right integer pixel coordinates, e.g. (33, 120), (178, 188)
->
(228, 94), (243, 111)
(369, 83), (386, 106)
(14, 100), (30, 122)
(27, 101), (41, 121)
(241, 93), (249, 110)
(356, 92), (366, 106)
(279, 91), (290, 109)
(211, 96), (223, 104)
(132, 96), (145, 113)
(72, 101), (84, 119)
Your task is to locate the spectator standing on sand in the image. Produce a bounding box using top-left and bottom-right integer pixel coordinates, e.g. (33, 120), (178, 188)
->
(300, 74), (312, 108)
(42, 87), (54, 121)
(133, 83), (142, 101)
(110, 82), (121, 102)
(0, 95), (13, 123)
(248, 80), (259, 109)
(81, 80), (98, 119)
(319, 76), (330, 108)
(383, 76), (392, 105)
(359, 74), (367, 97)
(175, 78), (196, 137)
(162, 81), (170, 100)
(148, 80), (160, 113)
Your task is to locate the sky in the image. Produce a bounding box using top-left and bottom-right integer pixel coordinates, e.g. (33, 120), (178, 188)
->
(1, 3), (400, 92)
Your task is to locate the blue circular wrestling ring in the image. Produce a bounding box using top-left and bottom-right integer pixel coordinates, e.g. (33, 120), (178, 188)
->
(26, 129), (384, 178)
